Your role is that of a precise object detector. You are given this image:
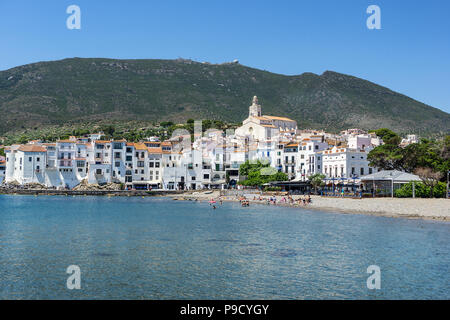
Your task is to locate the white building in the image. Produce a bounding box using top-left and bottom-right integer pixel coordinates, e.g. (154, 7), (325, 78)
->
(235, 96), (297, 142)
(5, 145), (47, 185)
(322, 146), (377, 180)
(296, 138), (329, 180)
(55, 140), (81, 189)
(347, 135), (372, 150)
(121, 142), (163, 190)
(401, 134), (419, 147)
(3, 93), (389, 191)
(0, 159), (5, 183)
(145, 142), (163, 189)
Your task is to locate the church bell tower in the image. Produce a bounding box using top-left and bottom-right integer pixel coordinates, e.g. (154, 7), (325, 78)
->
(249, 96), (262, 118)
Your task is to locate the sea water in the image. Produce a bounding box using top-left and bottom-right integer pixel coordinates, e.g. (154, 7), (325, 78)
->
(0, 195), (448, 299)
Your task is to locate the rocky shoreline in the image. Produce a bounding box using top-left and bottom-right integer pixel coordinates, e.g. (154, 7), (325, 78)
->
(0, 188), (186, 197)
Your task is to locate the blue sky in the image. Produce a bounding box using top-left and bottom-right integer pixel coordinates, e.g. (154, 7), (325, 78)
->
(1, 0), (449, 113)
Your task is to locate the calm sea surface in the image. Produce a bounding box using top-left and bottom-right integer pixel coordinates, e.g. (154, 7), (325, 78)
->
(0, 195), (448, 299)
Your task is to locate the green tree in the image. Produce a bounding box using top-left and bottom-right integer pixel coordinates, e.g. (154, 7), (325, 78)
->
(440, 135), (450, 161)
(395, 181), (446, 198)
(309, 173), (326, 194)
(402, 138), (446, 174)
(368, 129), (403, 170)
(160, 121), (174, 128)
(239, 160), (268, 176)
(239, 160), (287, 187)
(414, 167), (443, 198)
(368, 144), (404, 170)
(18, 135), (29, 144)
(368, 132), (449, 181)
(101, 125), (116, 137)
(373, 128), (401, 146)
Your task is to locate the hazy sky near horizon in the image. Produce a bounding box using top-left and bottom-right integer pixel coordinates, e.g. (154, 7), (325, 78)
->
(1, 0), (449, 113)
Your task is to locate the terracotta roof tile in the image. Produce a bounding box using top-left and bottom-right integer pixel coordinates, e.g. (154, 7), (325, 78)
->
(18, 145), (47, 152)
(134, 143), (148, 151)
(263, 115), (295, 122)
(57, 140), (76, 143)
(147, 147), (162, 154)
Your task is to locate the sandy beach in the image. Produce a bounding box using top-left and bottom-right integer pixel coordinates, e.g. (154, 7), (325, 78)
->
(172, 191), (450, 221)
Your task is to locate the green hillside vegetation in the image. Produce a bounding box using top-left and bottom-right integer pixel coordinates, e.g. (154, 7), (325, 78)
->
(0, 58), (449, 136)
(1, 119), (239, 146)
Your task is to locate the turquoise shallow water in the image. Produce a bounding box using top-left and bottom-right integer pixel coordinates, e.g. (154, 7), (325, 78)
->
(0, 195), (448, 299)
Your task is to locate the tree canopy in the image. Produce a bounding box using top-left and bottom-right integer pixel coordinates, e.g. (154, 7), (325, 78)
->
(239, 160), (288, 187)
(309, 173), (326, 193)
(368, 130), (449, 182)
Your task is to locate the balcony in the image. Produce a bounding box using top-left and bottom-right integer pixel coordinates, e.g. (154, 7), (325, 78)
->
(59, 161), (72, 167)
(93, 161), (111, 165)
(211, 174), (225, 183)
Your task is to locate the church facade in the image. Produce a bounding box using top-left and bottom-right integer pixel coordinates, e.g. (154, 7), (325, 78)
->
(235, 96), (297, 142)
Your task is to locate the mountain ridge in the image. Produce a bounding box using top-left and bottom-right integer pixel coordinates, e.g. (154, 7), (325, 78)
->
(0, 57), (448, 135)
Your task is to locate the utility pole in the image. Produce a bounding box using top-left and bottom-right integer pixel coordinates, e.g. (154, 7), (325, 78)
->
(373, 177), (375, 198)
(391, 178), (394, 198)
(447, 170), (449, 199)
